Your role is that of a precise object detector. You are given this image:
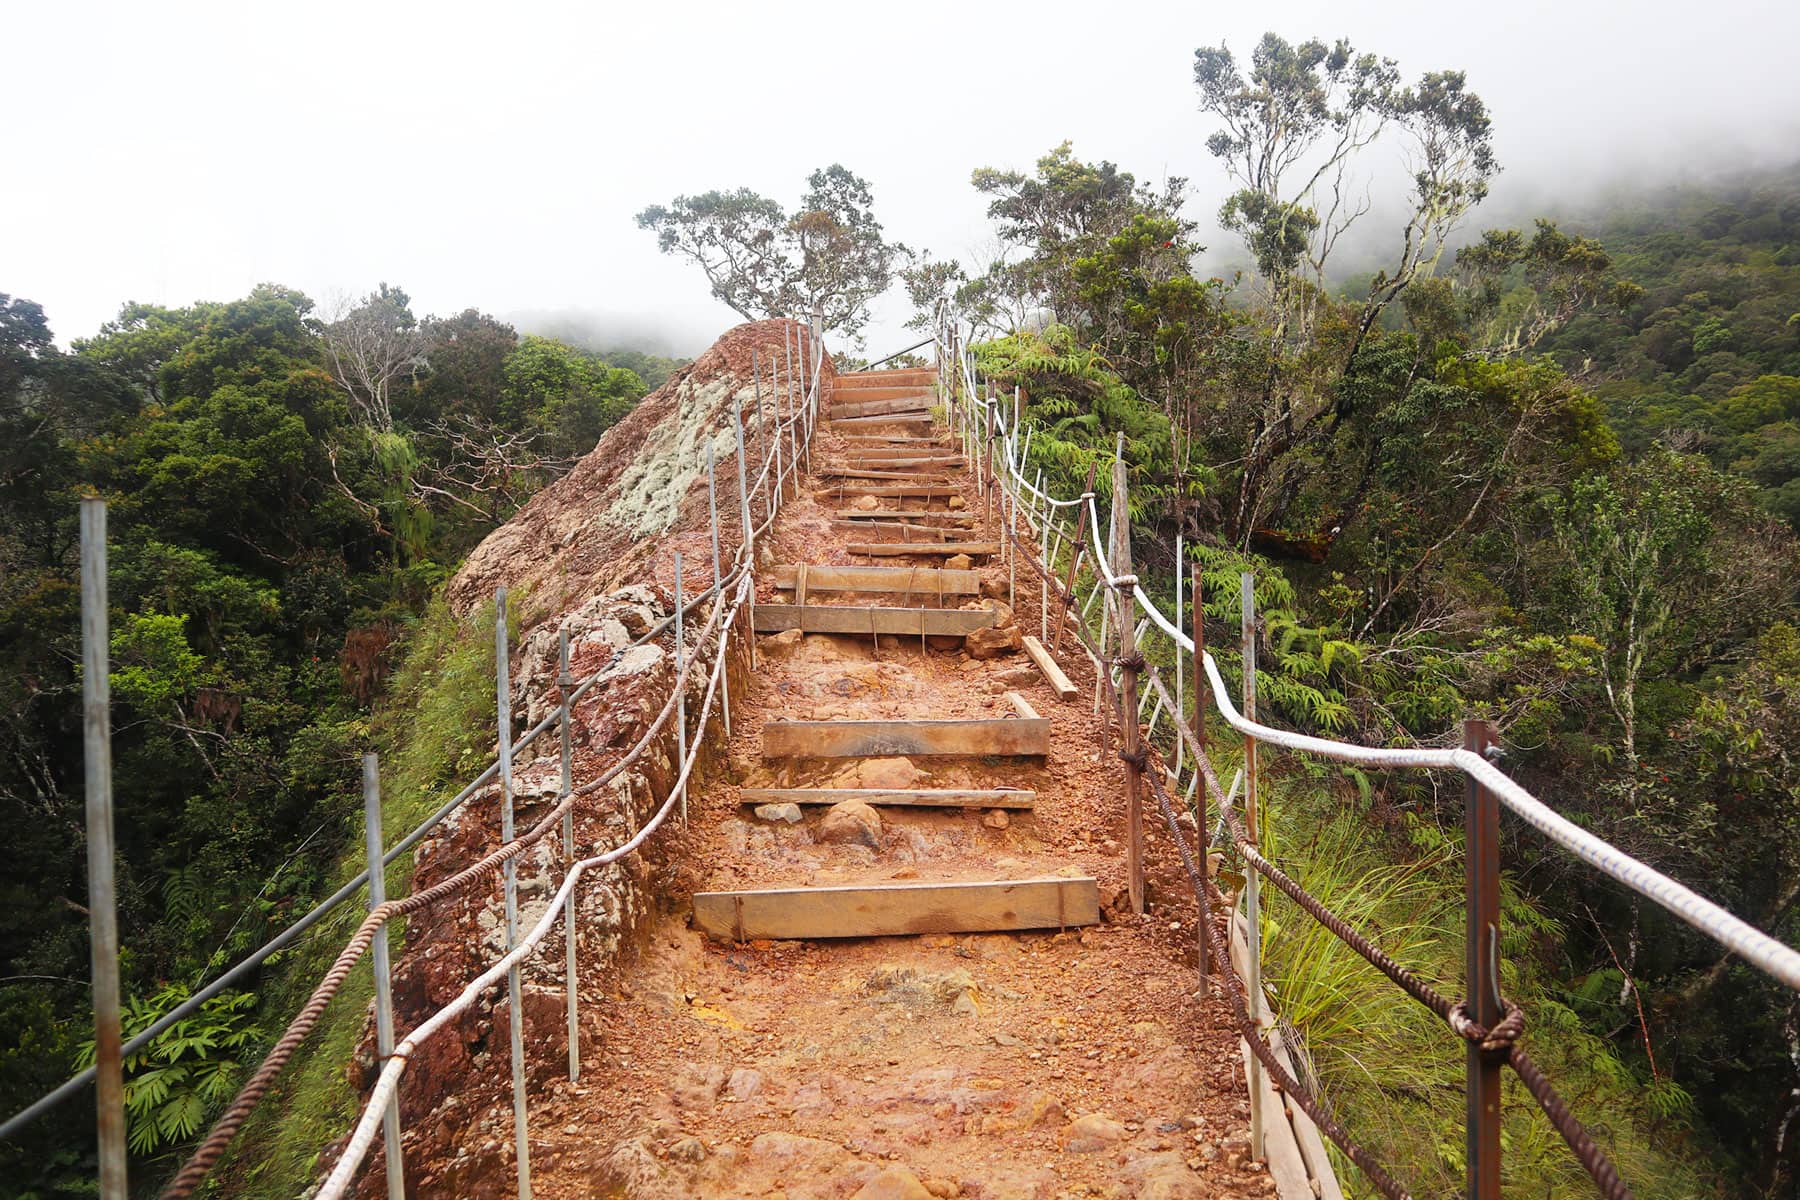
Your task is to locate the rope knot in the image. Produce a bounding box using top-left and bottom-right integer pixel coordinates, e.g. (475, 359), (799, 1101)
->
(1118, 746), (1151, 771)
(1116, 649), (1147, 672)
(1449, 999), (1524, 1053)
(1109, 573), (1139, 590)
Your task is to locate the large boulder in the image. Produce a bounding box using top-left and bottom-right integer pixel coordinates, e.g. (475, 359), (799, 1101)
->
(816, 800), (883, 848)
(966, 625), (1022, 660)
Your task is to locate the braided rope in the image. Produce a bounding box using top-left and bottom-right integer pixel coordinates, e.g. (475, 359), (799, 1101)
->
(159, 588), (736, 1199)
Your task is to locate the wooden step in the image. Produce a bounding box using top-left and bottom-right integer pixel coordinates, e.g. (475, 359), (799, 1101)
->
(816, 467), (957, 483)
(848, 541), (999, 557)
(740, 787), (1036, 809)
(828, 455), (965, 470)
(830, 414), (935, 430)
(828, 520), (964, 541)
(836, 435), (953, 447)
(762, 714), (1049, 758)
(752, 604), (993, 635)
(833, 509), (974, 522)
(835, 368), (936, 388)
(831, 386), (937, 407)
(1022, 635), (1080, 701)
(834, 395), (937, 420)
(693, 877), (1098, 941)
(843, 445), (957, 460)
(769, 564), (981, 594)
(812, 485), (961, 500)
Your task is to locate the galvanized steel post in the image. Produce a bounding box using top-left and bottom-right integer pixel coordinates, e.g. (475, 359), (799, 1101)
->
(80, 499), (127, 1200)
(362, 755), (405, 1200)
(1240, 571), (1265, 1159)
(674, 553), (688, 827)
(558, 631), (580, 1083)
(706, 441), (730, 740)
(1465, 718), (1502, 1200)
(494, 588), (532, 1199)
(733, 390), (757, 671)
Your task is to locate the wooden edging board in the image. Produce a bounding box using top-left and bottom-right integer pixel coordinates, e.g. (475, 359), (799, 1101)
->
(816, 468), (956, 483)
(829, 414), (934, 430)
(1022, 635), (1080, 701)
(834, 395), (938, 419)
(768, 564), (981, 593)
(827, 520), (961, 540)
(750, 604), (993, 636)
(739, 787), (1036, 809)
(762, 716), (1051, 758)
(812, 486), (960, 500)
(692, 877), (1098, 941)
(847, 542), (999, 557)
(833, 510), (975, 522)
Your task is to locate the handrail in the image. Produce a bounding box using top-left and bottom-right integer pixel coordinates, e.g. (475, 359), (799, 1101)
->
(948, 311), (1800, 991)
(936, 301), (1799, 1198)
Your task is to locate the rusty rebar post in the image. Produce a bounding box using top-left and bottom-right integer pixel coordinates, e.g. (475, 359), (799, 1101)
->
(733, 390), (757, 671)
(706, 441), (730, 740)
(1465, 718), (1503, 1200)
(1055, 465), (1097, 655)
(674, 553), (687, 828)
(80, 499), (127, 1200)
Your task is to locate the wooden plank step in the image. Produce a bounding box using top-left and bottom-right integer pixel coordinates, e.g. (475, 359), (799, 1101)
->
(740, 787), (1036, 809)
(832, 456), (964, 471)
(833, 509), (973, 522)
(830, 386), (936, 407)
(842, 445), (957, 460)
(762, 715), (1050, 758)
(751, 604), (993, 635)
(830, 414), (934, 430)
(693, 877), (1098, 941)
(768, 564), (981, 593)
(827, 520), (961, 540)
(816, 467), (957, 483)
(1022, 635), (1080, 701)
(848, 542), (999, 557)
(834, 395), (937, 419)
(835, 368), (936, 387)
(836, 435), (952, 447)
(812, 485), (960, 500)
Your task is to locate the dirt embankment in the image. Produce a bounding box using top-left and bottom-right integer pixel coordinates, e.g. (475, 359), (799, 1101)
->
(330, 320), (812, 1196)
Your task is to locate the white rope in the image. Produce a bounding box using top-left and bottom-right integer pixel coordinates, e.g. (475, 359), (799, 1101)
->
(944, 309), (1800, 994)
(321, 574), (748, 1200)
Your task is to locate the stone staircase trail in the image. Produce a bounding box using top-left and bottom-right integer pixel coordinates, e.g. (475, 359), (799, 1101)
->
(528, 367), (1259, 1200)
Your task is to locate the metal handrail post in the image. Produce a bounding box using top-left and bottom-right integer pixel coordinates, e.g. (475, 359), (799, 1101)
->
(494, 588), (532, 1199)
(362, 755), (405, 1200)
(80, 499), (127, 1200)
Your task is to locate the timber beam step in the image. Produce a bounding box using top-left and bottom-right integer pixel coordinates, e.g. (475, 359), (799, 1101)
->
(825, 455), (965, 470)
(740, 787), (1036, 809)
(762, 715), (1050, 758)
(832, 509), (974, 522)
(842, 446), (958, 460)
(1022, 635), (1080, 701)
(829, 387), (937, 407)
(830, 414), (933, 429)
(751, 604), (993, 636)
(848, 541), (999, 557)
(812, 486), (960, 500)
(835, 435), (953, 447)
(693, 877), (1098, 941)
(816, 468), (957, 483)
(827, 520), (964, 540)
(769, 564), (981, 593)
(834, 369), (936, 388)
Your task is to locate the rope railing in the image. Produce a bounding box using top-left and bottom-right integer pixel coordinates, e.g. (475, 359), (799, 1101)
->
(932, 304), (1800, 1199)
(26, 316), (828, 1200)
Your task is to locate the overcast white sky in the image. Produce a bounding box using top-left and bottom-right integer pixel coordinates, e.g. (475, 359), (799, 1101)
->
(6, 0), (1799, 357)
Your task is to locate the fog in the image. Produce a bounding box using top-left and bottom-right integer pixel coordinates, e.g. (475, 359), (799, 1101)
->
(5, 0), (1798, 358)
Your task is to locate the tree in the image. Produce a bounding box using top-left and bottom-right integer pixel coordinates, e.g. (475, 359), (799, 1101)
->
(321, 284), (428, 432)
(636, 165), (907, 344)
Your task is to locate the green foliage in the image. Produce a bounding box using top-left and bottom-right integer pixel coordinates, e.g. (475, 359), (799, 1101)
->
(76, 986), (257, 1157)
